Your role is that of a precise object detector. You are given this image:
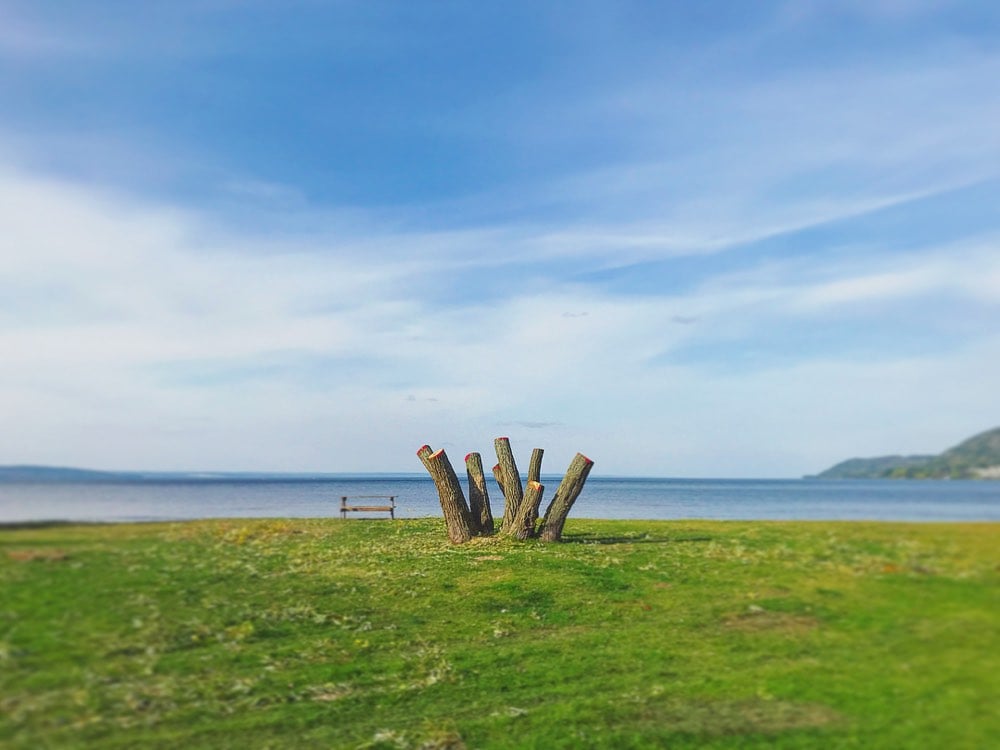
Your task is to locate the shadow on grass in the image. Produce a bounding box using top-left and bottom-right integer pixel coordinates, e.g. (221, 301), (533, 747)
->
(561, 533), (714, 545)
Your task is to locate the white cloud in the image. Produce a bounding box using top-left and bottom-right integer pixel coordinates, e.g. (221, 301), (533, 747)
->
(786, 251), (1000, 312)
(2, 1), (999, 476)
(780, 0), (959, 25)
(3, 159), (999, 474)
(410, 39), (1000, 275)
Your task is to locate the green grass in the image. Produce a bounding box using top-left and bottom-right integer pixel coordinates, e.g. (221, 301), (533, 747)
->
(1, 518), (997, 749)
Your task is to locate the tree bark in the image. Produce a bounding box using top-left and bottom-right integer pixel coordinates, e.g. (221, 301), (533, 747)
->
(495, 437), (524, 535)
(508, 480), (544, 540)
(492, 463), (506, 499)
(539, 453), (594, 542)
(465, 452), (495, 536)
(420, 448), (474, 544)
(417, 444), (434, 471)
(528, 448), (544, 484)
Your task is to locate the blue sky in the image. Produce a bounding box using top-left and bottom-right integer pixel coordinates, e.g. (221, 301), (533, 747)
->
(1, 1), (998, 476)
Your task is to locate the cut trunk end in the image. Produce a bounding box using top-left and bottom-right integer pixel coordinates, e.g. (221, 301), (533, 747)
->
(539, 453), (594, 542)
(422, 448), (474, 544)
(465, 452), (495, 535)
(528, 448), (544, 485)
(416, 444), (434, 471)
(495, 437), (524, 535)
(508, 480), (544, 540)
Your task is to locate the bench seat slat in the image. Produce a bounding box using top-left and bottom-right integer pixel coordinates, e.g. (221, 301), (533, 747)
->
(340, 495), (396, 519)
(343, 505), (393, 512)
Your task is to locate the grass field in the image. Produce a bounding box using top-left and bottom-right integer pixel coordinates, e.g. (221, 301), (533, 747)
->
(1, 517), (997, 749)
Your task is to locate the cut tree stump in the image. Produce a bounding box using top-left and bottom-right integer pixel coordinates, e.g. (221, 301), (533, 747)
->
(495, 437), (524, 535)
(528, 448), (544, 484)
(418, 438), (593, 544)
(492, 463), (506, 499)
(508, 480), (544, 540)
(421, 448), (474, 544)
(465, 452), (495, 535)
(539, 453), (595, 542)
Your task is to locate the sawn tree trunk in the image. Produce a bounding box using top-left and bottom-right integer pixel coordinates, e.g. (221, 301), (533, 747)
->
(508, 480), (544, 540)
(465, 452), (495, 535)
(495, 437), (524, 535)
(421, 448), (474, 544)
(539, 453), (594, 542)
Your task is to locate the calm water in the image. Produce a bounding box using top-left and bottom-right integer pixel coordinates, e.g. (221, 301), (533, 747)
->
(1, 476), (998, 524)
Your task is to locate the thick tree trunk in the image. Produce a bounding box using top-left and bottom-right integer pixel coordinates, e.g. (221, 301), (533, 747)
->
(528, 448), (544, 484)
(420, 448), (474, 544)
(465, 452), (495, 536)
(539, 453), (594, 542)
(508, 480), (544, 540)
(495, 437), (524, 535)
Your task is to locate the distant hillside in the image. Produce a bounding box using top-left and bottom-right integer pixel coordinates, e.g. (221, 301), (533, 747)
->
(0, 465), (127, 482)
(813, 427), (1000, 479)
(0, 466), (372, 483)
(813, 454), (936, 479)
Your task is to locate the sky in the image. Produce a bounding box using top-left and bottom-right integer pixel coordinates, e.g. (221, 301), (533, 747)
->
(1, 1), (998, 477)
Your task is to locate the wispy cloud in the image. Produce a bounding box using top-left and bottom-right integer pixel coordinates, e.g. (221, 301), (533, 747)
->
(2, 3), (998, 475)
(0, 7), (88, 59)
(2, 151), (998, 474)
(499, 421), (565, 430)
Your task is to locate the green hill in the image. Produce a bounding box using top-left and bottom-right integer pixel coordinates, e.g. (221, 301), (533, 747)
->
(813, 426), (1000, 479)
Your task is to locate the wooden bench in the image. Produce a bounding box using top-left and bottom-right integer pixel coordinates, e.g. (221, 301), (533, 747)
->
(340, 495), (396, 519)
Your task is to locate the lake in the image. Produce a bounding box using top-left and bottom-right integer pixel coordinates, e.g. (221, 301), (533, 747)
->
(1, 475), (999, 524)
